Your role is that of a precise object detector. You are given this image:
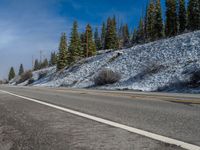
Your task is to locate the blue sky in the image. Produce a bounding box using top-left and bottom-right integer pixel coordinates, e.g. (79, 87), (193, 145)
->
(0, 0), (167, 79)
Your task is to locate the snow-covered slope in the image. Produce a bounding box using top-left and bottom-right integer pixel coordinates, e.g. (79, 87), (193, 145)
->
(31, 66), (56, 85)
(14, 31), (200, 93)
(9, 67), (56, 86)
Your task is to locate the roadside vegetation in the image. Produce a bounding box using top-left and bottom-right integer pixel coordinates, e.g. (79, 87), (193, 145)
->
(94, 68), (121, 86)
(17, 70), (33, 84)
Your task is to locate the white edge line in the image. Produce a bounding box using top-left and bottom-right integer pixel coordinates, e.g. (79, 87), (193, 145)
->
(0, 90), (200, 150)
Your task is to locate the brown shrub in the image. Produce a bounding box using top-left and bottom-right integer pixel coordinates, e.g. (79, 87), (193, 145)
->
(94, 68), (121, 86)
(18, 70), (33, 84)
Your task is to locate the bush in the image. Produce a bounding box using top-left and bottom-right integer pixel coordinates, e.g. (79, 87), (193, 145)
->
(38, 72), (47, 80)
(27, 78), (35, 85)
(94, 68), (121, 86)
(188, 71), (200, 87)
(143, 63), (164, 75)
(157, 71), (200, 91)
(18, 70), (33, 84)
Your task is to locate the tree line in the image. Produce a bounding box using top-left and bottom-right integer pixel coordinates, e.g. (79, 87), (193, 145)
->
(8, 0), (200, 80)
(56, 16), (129, 70)
(8, 64), (24, 81)
(57, 0), (200, 70)
(133, 0), (200, 44)
(7, 52), (58, 81)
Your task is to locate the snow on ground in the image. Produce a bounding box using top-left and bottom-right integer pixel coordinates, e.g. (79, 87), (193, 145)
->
(11, 31), (200, 93)
(31, 66), (56, 85)
(9, 66), (56, 86)
(9, 75), (21, 85)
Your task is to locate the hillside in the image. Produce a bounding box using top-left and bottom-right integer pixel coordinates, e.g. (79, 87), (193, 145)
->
(10, 31), (200, 93)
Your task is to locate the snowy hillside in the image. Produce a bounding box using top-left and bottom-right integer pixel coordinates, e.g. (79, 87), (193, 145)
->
(11, 31), (200, 93)
(9, 67), (56, 86)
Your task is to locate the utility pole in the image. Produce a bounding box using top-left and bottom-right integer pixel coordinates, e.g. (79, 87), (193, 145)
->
(32, 55), (34, 69)
(40, 50), (42, 63)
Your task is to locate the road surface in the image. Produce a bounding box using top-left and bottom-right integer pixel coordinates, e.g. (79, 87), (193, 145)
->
(0, 85), (200, 150)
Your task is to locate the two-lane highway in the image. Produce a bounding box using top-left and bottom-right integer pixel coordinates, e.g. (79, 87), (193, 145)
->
(0, 85), (200, 150)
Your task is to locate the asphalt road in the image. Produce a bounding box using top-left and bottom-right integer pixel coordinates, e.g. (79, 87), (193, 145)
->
(0, 86), (200, 150)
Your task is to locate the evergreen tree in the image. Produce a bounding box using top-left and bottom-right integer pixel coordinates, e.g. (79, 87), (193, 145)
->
(105, 17), (112, 49)
(80, 32), (86, 56)
(83, 24), (96, 57)
(105, 16), (119, 49)
(101, 22), (106, 49)
(34, 59), (39, 71)
(188, 0), (200, 31)
(118, 23), (124, 48)
(147, 0), (155, 41)
(135, 18), (145, 44)
(57, 33), (68, 70)
(94, 27), (102, 50)
(49, 52), (57, 66)
(41, 58), (48, 68)
(8, 67), (15, 80)
(18, 64), (24, 76)
(112, 16), (119, 49)
(131, 28), (138, 45)
(122, 24), (130, 47)
(178, 0), (187, 33)
(165, 0), (178, 37)
(154, 0), (164, 39)
(68, 21), (82, 64)
(144, 3), (149, 41)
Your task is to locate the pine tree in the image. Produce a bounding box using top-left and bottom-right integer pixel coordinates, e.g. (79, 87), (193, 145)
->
(131, 28), (138, 45)
(105, 16), (119, 49)
(34, 59), (39, 71)
(8, 67), (15, 80)
(147, 0), (155, 41)
(94, 27), (102, 50)
(83, 24), (96, 57)
(135, 18), (145, 44)
(154, 0), (164, 39)
(57, 33), (68, 70)
(101, 22), (106, 49)
(118, 23), (124, 48)
(188, 0), (200, 31)
(105, 17), (112, 49)
(49, 52), (57, 66)
(178, 0), (186, 33)
(122, 24), (130, 47)
(80, 32), (86, 56)
(165, 0), (178, 37)
(68, 21), (82, 64)
(18, 64), (24, 76)
(41, 58), (48, 68)
(112, 16), (119, 49)
(144, 3), (149, 41)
